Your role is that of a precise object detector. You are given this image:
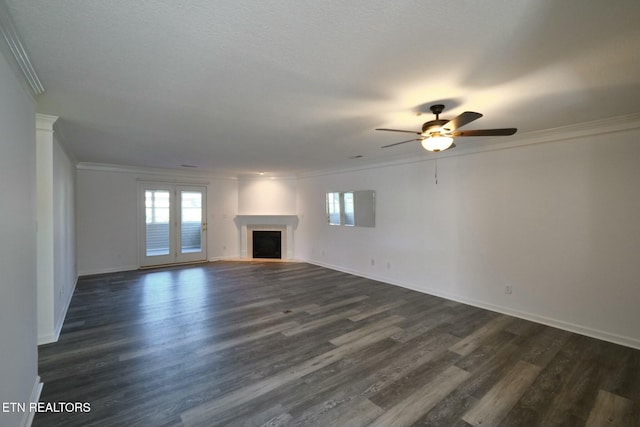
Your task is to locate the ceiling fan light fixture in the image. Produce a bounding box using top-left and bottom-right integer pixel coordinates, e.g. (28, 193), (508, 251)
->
(421, 135), (454, 152)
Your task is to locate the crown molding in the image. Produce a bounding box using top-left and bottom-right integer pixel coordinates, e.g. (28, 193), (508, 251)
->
(76, 162), (299, 181)
(445, 112), (640, 158)
(237, 175), (298, 182)
(298, 112), (640, 179)
(0, 0), (44, 95)
(76, 162), (238, 181)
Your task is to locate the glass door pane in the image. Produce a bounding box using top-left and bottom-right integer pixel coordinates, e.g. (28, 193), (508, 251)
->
(180, 191), (202, 254)
(145, 190), (171, 256)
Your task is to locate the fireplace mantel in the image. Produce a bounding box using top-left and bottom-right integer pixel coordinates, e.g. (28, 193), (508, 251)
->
(235, 215), (298, 259)
(235, 215), (298, 226)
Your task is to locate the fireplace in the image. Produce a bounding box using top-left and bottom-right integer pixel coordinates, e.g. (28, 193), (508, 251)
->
(252, 231), (282, 259)
(235, 215), (298, 260)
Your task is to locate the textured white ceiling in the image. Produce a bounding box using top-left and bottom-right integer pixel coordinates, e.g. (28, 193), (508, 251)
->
(6, 0), (640, 176)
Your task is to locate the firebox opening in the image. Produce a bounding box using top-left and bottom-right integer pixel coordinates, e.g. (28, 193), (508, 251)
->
(252, 231), (282, 259)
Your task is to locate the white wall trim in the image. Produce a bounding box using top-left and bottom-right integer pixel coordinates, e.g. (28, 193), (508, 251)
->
(37, 275), (77, 346)
(208, 255), (237, 262)
(55, 275), (77, 341)
(78, 265), (139, 277)
(300, 258), (640, 351)
(0, 0), (44, 96)
(36, 331), (57, 346)
(77, 161), (238, 181)
(35, 114), (57, 131)
(19, 376), (42, 427)
(299, 112), (640, 179)
(136, 177), (211, 187)
(237, 174), (298, 181)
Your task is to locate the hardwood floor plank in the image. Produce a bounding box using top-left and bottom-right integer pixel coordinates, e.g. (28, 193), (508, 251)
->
(193, 320), (300, 358)
(369, 348), (461, 410)
(259, 412), (293, 427)
(455, 342), (523, 399)
(448, 314), (513, 356)
(281, 308), (360, 336)
(322, 398), (383, 427)
(411, 388), (479, 427)
(516, 324), (572, 369)
(367, 365), (470, 427)
(585, 390), (635, 427)
(305, 295), (370, 314)
(348, 299), (407, 322)
(384, 299), (452, 340)
(329, 314), (405, 346)
(536, 336), (608, 426)
(462, 360), (541, 426)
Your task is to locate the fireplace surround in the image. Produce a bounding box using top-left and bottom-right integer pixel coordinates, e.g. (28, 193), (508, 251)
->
(235, 215), (298, 260)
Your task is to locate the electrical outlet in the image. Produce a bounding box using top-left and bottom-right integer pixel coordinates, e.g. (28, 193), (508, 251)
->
(386, 261), (391, 269)
(371, 259), (375, 266)
(504, 285), (513, 295)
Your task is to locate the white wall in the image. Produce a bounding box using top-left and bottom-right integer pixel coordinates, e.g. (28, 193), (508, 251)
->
(0, 50), (39, 427)
(207, 177), (239, 260)
(296, 127), (640, 349)
(36, 117), (77, 344)
(52, 134), (76, 336)
(238, 176), (297, 215)
(36, 117), (55, 344)
(76, 166), (239, 275)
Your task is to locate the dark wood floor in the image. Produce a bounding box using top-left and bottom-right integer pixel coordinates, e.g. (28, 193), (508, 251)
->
(35, 261), (640, 427)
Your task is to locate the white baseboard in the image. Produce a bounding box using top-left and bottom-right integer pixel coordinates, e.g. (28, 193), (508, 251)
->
(19, 376), (42, 427)
(37, 331), (57, 346)
(53, 275), (77, 339)
(208, 255), (237, 262)
(77, 265), (139, 277)
(301, 258), (640, 351)
(38, 276), (79, 345)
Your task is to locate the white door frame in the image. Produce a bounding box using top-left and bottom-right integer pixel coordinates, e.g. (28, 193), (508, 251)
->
(138, 182), (207, 267)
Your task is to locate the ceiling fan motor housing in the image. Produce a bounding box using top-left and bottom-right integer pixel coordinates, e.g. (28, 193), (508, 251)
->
(421, 119), (449, 135)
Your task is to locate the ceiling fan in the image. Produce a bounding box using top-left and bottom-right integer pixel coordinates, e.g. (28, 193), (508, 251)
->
(376, 104), (517, 152)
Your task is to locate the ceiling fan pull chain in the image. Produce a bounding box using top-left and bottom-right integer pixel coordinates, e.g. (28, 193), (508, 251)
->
(435, 159), (438, 184)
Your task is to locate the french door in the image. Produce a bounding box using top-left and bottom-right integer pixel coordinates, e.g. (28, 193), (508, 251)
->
(139, 183), (207, 267)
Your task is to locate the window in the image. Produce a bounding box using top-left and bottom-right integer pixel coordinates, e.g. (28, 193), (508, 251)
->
(326, 192), (341, 225)
(325, 190), (375, 227)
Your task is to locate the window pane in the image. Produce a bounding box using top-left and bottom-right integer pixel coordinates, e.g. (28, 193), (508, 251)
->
(155, 192), (170, 208)
(327, 192), (341, 225)
(145, 190), (171, 256)
(344, 192), (354, 226)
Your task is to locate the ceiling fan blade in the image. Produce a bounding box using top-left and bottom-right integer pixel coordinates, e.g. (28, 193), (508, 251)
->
(452, 128), (517, 137)
(381, 138), (421, 148)
(376, 128), (421, 135)
(442, 111), (482, 132)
